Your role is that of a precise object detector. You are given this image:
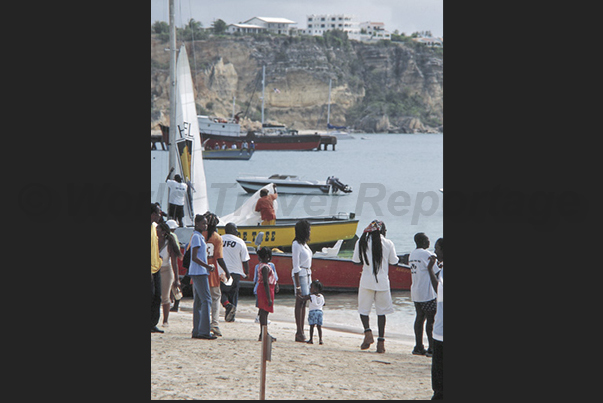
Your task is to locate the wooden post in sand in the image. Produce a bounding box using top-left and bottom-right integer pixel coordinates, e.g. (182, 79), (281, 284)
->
(259, 326), (272, 400)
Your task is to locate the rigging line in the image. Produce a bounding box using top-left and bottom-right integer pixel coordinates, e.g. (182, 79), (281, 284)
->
(188, 0), (198, 93)
(242, 70), (263, 120)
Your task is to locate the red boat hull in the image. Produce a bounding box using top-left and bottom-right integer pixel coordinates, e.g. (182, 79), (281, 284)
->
(243, 253), (412, 292)
(253, 140), (320, 151)
(177, 251), (411, 292)
(201, 134), (322, 152)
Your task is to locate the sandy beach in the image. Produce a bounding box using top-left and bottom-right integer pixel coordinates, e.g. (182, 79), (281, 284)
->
(151, 297), (434, 400)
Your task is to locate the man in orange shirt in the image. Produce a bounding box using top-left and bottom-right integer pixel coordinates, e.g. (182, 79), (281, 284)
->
(255, 184), (278, 226)
(203, 212), (231, 337)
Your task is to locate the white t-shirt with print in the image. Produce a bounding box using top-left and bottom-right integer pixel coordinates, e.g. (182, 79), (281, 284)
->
(221, 234), (251, 277)
(409, 248), (438, 302)
(167, 179), (188, 206)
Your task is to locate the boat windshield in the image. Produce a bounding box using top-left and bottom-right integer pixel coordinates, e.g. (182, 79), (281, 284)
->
(269, 174), (298, 180)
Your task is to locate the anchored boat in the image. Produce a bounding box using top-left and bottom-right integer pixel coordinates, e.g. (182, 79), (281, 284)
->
(236, 174), (352, 195)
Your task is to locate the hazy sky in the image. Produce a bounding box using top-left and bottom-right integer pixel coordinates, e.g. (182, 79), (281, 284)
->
(150, 0), (443, 37)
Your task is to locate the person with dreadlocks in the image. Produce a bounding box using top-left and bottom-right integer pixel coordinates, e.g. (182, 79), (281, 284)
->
(352, 220), (399, 354)
(203, 212), (231, 337)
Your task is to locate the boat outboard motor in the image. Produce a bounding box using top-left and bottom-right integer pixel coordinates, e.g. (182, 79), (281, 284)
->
(328, 177), (353, 194)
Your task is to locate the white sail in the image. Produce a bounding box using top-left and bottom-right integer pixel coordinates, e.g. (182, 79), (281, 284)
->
(175, 45), (208, 225)
(219, 184), (278, 227)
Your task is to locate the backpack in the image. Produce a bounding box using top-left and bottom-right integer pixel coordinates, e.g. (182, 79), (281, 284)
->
(182, 243), (191, 269)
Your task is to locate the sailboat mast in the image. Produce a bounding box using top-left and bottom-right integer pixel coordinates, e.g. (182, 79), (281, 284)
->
(168, 0), (178, 172)
(261, 66), (266, 135)
(327, 79), (332, 126)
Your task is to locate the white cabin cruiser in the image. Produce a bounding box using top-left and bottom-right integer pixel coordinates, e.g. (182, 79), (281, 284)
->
(236, 174), (352, 195)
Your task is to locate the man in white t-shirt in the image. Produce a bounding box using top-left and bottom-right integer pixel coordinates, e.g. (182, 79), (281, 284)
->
(165, 168), (188, 227)
(409, 233), (440, 357)
(220, 223), (250, 322)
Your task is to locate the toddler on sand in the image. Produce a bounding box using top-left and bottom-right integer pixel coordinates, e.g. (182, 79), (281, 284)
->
(301, 280), (325, 345)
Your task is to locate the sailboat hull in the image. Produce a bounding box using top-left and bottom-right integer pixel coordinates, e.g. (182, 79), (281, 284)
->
(175, 216), (359, 252)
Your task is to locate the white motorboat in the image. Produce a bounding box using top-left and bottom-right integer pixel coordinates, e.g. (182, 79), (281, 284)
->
(236, 174), (352, 195)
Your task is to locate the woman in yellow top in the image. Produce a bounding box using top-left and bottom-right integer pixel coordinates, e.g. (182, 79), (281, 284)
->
(151, 204), (164, 333)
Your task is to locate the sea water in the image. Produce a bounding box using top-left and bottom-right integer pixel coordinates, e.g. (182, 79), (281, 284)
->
(203, 134), (442, 346)
(203, 133), (443, 254)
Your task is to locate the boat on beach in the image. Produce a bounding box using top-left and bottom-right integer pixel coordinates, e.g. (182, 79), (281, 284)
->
(175, 214), (358, 253)
(243, 252), (412, 292)
(236, 174), (352, 195)
(176, 250), (411, 292)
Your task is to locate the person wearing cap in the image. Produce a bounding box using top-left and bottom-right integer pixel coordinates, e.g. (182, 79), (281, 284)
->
(165, 220), (180, 246)
(165, 168), (188, 228)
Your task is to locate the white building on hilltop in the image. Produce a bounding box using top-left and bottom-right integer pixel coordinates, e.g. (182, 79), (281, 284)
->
(226, 14), (392, 42)
(298, 14), (390, 42)
(359, 22), (391, 41)
(228, 17), (296, 35)
(300, 14), (360, 37)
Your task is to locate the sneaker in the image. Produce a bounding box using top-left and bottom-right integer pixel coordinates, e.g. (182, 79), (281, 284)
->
(412, 347), (427, 356)
(225, 305), (237, 322)
(224, 303), (233, 319)
(193, 334), (217, 340)
(426, 349), (433, 358)
(211, 328), (223, 337)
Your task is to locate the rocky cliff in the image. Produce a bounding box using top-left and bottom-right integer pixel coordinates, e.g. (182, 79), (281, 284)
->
(151, 35), (443, 134)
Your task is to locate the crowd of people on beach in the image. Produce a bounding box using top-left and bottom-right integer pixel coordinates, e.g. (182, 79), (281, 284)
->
(151, 203), (444, 399)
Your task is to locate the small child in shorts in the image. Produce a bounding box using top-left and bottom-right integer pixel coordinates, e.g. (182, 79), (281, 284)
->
(302, 280), (325, 345)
